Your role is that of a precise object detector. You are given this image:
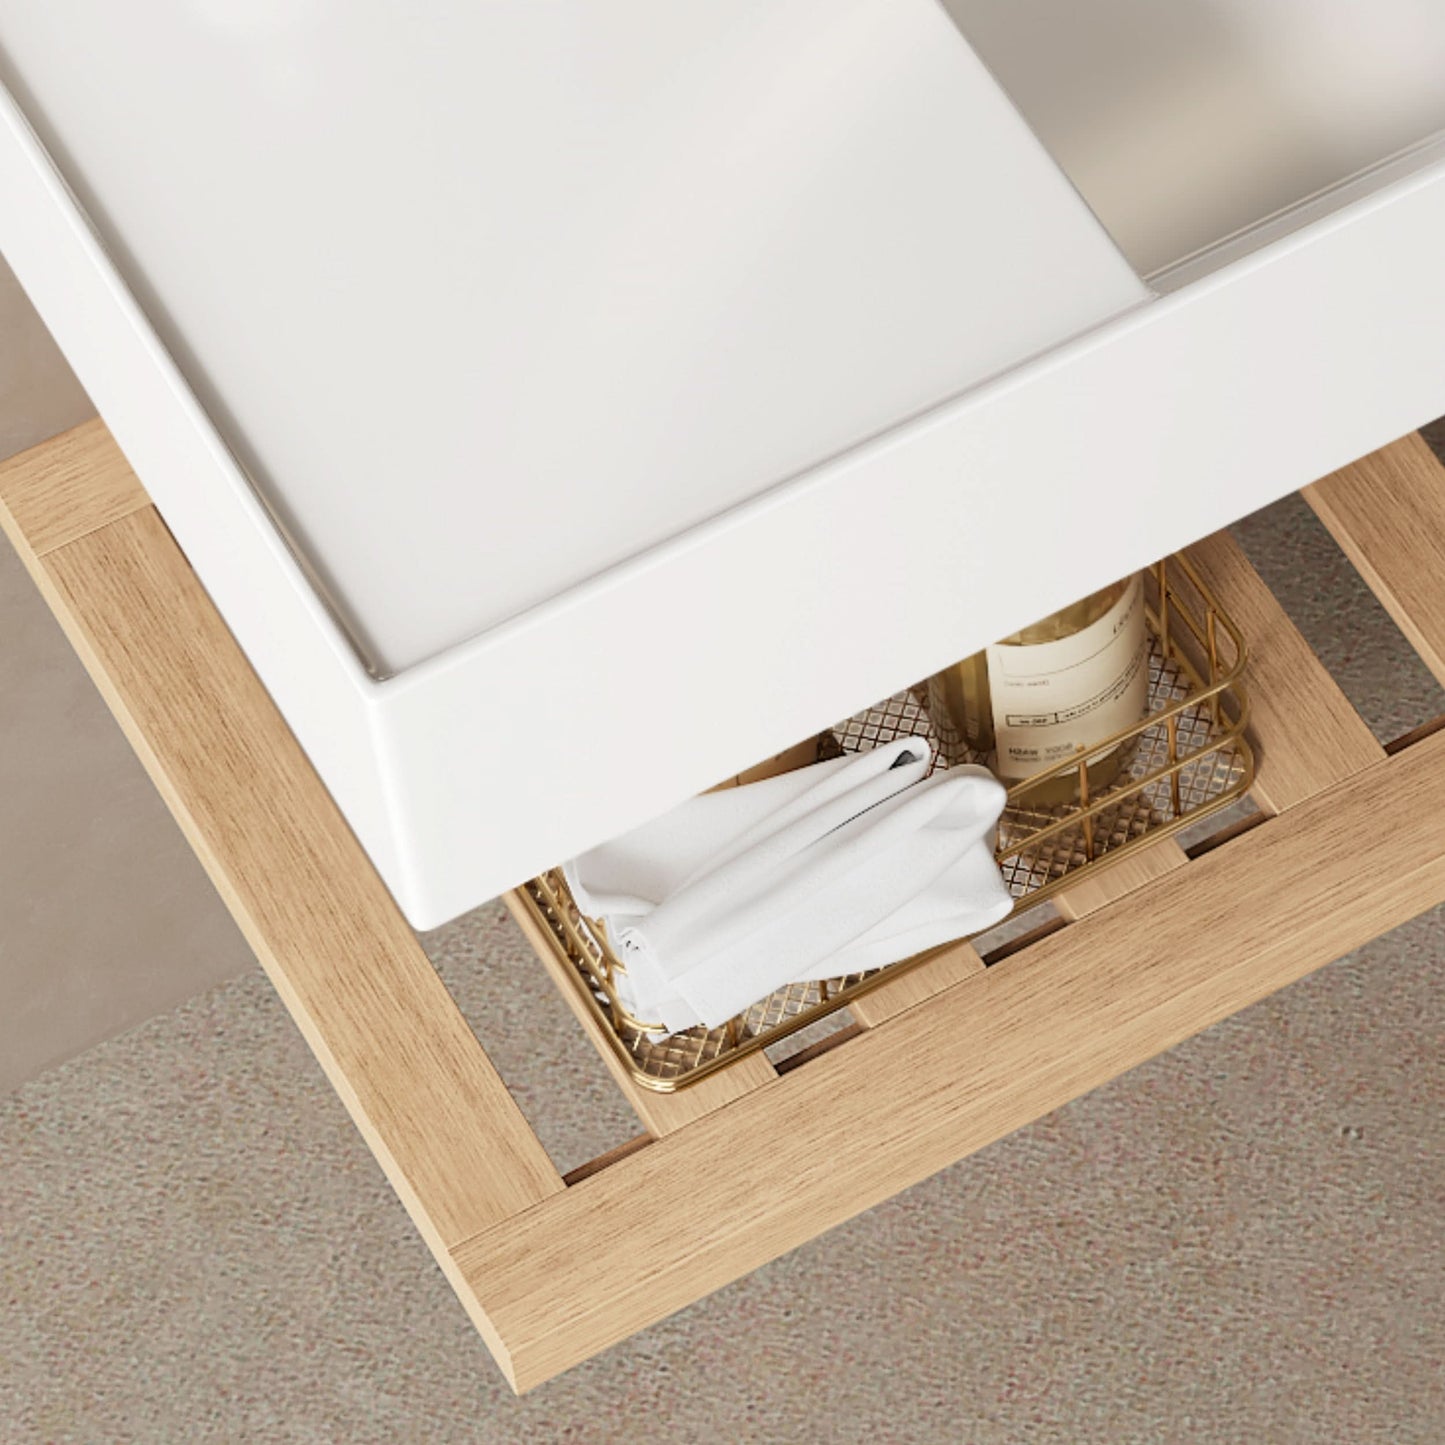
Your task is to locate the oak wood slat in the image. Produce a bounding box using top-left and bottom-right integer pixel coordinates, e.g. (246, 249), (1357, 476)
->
(0, 429), (563, 1383)
(1305, 431), (1445, 689)
(0, 418), (150, 554)
(35, 513), (563, 1235)
(847, 939), (985, 1026)
(1185, 529), (1383, 811)
(454, 725), (1445, 1389)
(1053, 839), (1189, 919)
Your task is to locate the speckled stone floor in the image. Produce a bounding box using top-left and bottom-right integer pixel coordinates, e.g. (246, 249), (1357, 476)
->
(3, 430), (1444, 1442)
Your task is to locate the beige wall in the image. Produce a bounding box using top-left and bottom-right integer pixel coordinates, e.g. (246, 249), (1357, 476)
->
(0, 257), (251, 1092)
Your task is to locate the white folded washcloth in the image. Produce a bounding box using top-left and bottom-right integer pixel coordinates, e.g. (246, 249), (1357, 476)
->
(564, 737), (1013, 1033)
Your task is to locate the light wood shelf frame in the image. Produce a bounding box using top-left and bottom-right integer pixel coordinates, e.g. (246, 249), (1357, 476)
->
(2, 422), (1441, 1392)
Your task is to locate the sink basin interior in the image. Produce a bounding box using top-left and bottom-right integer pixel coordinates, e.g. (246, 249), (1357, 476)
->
(6, 1), (1445, 679)
(940, 0), (1445, 276)
(0, 0), (1150, 677)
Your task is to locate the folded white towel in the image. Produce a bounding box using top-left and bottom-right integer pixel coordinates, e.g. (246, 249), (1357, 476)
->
(564, 738), (1013, 1033)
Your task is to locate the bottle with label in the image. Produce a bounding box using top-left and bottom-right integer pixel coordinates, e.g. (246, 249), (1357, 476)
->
(926, 574), (1150, 804)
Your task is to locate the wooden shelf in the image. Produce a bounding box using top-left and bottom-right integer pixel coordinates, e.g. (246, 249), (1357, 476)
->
(3, 422), (1442, 1392)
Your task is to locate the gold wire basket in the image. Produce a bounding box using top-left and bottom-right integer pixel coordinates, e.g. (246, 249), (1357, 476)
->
(518, 554), (1253, 1092)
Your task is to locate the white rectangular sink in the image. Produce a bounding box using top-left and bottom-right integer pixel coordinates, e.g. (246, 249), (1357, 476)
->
(2, 1), (1443, 925)
(0, 0), (1147, 677)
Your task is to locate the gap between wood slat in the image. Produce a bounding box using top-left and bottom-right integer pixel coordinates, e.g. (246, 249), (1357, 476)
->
(772, 1020), (865, 1074)
(979, 914), (1069, 965)
(1184, 809), (1268, 860)
(1385, 712), (1445, 757)
(562, 1135), (652, 1187)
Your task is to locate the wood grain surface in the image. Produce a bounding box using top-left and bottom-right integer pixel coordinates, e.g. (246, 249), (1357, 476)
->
(0, 425), (563, 1382)
(848, 939), (986, 1026)
(456, 725), (1445, 1389)
(8, 419), (1442, 1393)
(1186, 528), (1383, 811)
(0, 418), (149, 555)
(1053, 839), (1188, 919)
(1306, 431), (1445, 688)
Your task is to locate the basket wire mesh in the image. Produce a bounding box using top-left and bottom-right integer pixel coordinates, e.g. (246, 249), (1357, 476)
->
(518, 554), (1253, 1092)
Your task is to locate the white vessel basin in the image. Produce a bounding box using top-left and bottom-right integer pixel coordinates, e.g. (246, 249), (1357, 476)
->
(2, 2), (1444, 925)
(0, 0), (1146, 676)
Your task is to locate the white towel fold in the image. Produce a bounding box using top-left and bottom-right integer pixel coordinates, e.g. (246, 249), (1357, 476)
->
(564, 738), (1013, 1034)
